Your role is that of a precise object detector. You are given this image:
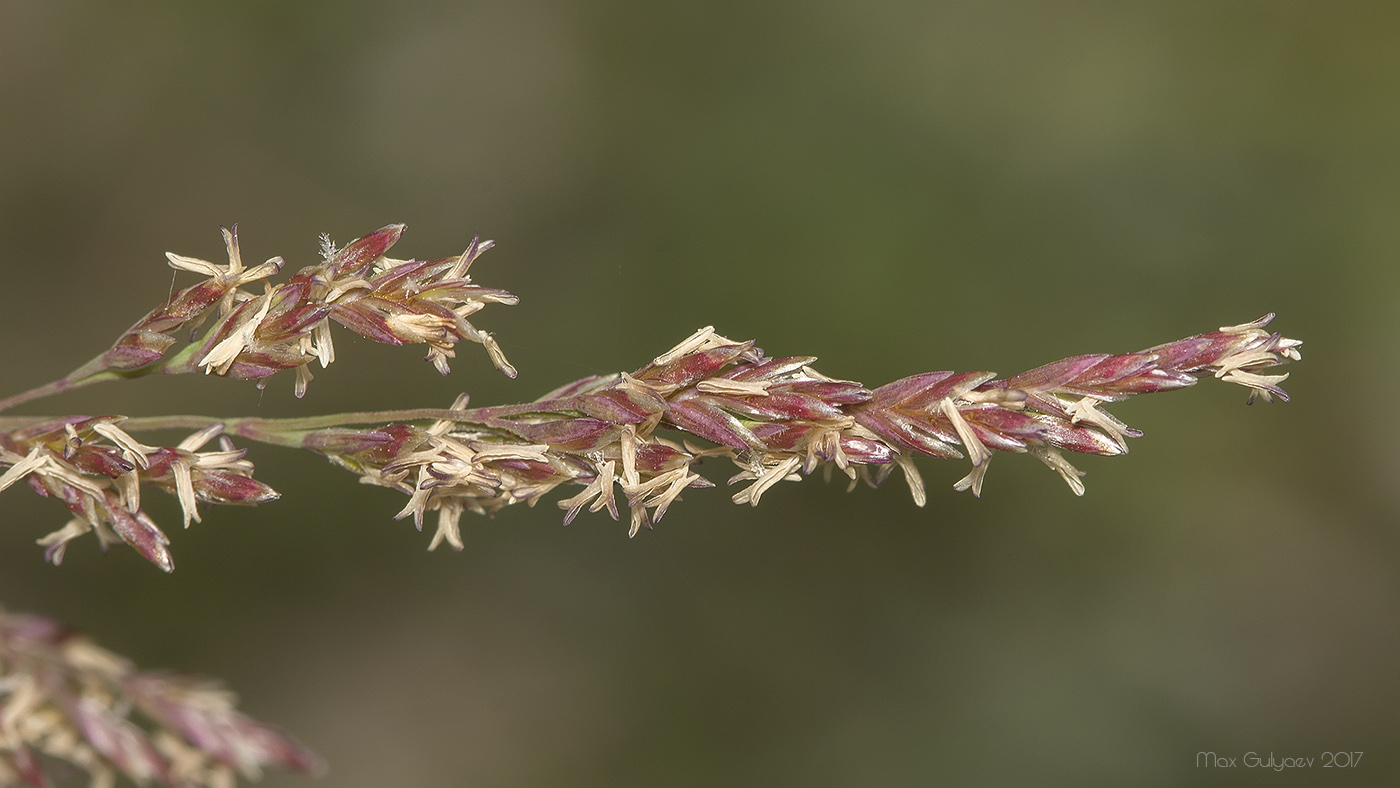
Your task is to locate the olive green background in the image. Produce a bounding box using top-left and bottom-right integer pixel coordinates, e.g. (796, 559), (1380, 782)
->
(0, 2), (1393, 786)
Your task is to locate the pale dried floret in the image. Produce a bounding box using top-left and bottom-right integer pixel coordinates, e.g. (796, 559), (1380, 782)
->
(33, 521), (93, 567)
(952, 454), (992, 498)
(468, 443), (552, 463)
(388, 312), (456, 344)
(1064, 397), (1135, 451)
(589, 459), (618, 519)
(939, 398), (991, 468)
(115, 469), (141, 512)
(1213, 348), (1287, 378)
(894, 452), (927, 507)
(199, 294), (273, 376)
(294, 365), (314, 399)
(323, 277), (373, 303)
(0, 446), (47, 493)
(625, 466), (695, 525)
(445, 236), (494, 279)
(1030, 445), (1086, 496)
(619, 424), (640, 486)
(654, 326), (717, 366)
(962, 387), (1029, 406)
(1218, 314), (1276, 336)
(177, 424), (226, 453)
(90, 422), (157, 470)
(310, 320), (335, 368)
(481, 333), (517, 379)
(428, 502), (465, 551)
(803, 420), (855, 476)
(393, 466), (442, 530)
(173, 461), (199, 527)
(558, 460), (620, 525)
(166, 226), (283, 315)
(696, 378), (773, 397)
(1221, 369), (1291, 403)
(730, 454), (803, 506)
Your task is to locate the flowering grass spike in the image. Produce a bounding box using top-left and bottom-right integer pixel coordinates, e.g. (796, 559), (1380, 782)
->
(0, 224), (1303, 785)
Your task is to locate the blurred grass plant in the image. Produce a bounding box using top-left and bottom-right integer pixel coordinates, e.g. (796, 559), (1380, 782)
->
(0, 225), (1301, 786)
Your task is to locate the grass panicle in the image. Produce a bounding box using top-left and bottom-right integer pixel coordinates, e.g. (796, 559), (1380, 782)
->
(0, 224), (1303, 786)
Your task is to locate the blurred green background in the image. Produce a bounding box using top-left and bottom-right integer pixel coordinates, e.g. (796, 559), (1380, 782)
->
(0, 2), (1394, 786)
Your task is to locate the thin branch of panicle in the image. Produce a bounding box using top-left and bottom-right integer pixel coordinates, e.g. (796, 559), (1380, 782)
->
(104, 225), (519, 397)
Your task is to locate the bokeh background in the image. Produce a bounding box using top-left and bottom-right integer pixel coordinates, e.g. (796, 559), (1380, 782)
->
(0, 2), (1394, 786)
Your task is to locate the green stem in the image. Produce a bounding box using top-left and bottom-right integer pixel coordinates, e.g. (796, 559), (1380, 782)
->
(0, 356), (150, 414)
(0, 400), (584, 451)
(125, 401), (569, 431)
(0, 313), (229, 415)
(128, 409), (479, 433)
